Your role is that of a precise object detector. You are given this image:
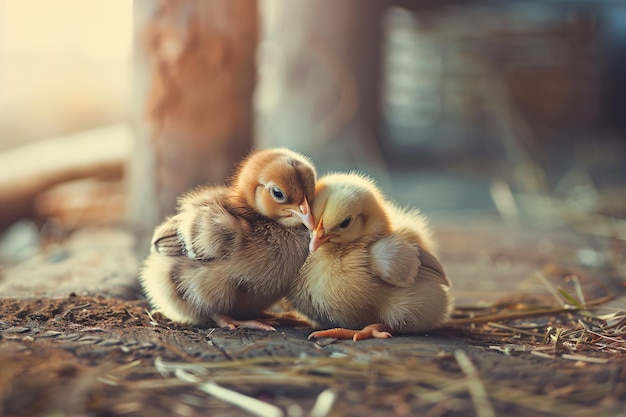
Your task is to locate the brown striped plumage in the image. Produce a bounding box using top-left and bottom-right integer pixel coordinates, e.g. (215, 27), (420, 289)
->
(139, 149), (316, 329)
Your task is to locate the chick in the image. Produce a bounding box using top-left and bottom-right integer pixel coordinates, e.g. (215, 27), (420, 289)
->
(140, 148), (316, 330)
(288, 172), (452, 341)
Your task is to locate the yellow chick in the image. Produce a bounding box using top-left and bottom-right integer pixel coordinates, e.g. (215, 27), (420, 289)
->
(139, 148), (316, 330)
(288, 172), (452, 341)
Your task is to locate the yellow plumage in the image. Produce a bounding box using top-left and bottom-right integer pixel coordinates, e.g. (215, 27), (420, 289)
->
(288, 172), (452, 341)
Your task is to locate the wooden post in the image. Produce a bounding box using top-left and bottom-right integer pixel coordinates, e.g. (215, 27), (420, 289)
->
(256, 0), (388, 172)
(130, 0), (257, 238)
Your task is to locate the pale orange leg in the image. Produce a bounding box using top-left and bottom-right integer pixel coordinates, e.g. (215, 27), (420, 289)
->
(308, 324), (393, 342)
(259, 311), (313, 328)
(213, 315), (277, 331)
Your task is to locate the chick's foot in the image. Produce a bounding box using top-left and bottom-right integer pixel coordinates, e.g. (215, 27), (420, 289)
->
(308, 324), (392, 341)
(260, 311), (313, 328)
(213, 315), (277, 331)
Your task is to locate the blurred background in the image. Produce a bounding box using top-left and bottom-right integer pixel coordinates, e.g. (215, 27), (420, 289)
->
(1, 0), (625, 266)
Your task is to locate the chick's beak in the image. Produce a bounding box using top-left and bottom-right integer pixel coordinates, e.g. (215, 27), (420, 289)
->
(286, 197), (315, 230)
(309, 220), (334, 253)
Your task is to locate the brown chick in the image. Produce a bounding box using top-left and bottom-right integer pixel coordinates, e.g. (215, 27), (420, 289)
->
(287, 172), (452, 341)
(139, 148), (316, 330)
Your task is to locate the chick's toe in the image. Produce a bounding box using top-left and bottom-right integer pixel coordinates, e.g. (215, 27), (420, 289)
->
(308, 324), (392, 341)
(213, 315), (277, 331)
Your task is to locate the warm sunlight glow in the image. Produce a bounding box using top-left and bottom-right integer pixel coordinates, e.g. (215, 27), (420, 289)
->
(0, 0), (132, 147)
(0, 0), (131, 61)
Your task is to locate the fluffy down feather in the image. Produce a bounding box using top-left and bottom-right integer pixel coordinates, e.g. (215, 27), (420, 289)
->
(140, 148), (316, 330)
(288, 172), (452, 341)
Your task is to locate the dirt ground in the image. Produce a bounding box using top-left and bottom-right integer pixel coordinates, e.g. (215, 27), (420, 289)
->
(1, 219), (625, 417)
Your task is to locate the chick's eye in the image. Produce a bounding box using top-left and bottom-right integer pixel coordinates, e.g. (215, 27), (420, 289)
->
(269, 186), (287, 203)
(339, 216), (352, 229)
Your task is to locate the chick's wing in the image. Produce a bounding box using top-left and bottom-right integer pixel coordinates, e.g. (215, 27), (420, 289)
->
(174, 187), (250, 261)
(371, 234), (450, 288)
(370, 234), (420, 288)
(417, 246), (451, 287)
(151, 216), (184, 256)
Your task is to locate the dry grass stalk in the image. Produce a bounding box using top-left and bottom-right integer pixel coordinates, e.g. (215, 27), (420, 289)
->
(454, 350), (496, 417)
(560, 354), (609, 364)
(445, 262), (623, 352)
(309, 389), (337, 417)
(479, 379), (613, 417)
(535, 272), (568, 307)
(446, 275), (624, 362)
(445, 300), (597, 326)
(144, 309), (161, 327)
(175, 368), (284, 417)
